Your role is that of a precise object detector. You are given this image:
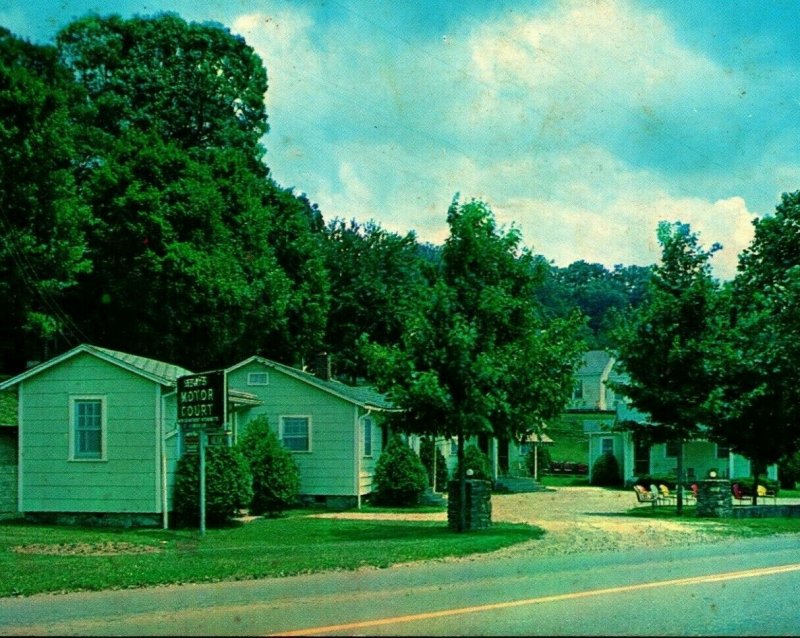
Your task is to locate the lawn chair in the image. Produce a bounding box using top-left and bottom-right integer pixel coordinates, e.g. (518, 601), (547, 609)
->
(658, 484), (677, 505)
(757, 484), (777, 505)
(633, 484), (657, 506)
(731, 482), (748, 505)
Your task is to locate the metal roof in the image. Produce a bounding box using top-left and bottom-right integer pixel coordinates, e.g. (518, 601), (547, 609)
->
(0, 344), (193, 391)
(227, 356), (398, 411)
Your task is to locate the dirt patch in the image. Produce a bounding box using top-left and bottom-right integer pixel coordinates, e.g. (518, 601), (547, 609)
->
(11, 542), (163, 556)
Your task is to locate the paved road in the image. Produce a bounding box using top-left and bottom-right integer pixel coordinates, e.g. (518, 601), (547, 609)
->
(1, 536), (798, 635)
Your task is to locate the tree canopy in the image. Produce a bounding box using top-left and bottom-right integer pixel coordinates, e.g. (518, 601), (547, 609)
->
(0, 28), (92, 369)
(706, 193), (800, 500)
(364, 198), (585, 530)
(612, 221), (721, 513)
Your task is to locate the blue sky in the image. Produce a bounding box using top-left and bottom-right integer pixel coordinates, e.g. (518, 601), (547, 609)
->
(5, 0), (800, 279)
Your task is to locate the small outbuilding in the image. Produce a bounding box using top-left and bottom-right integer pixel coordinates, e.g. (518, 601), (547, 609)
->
(226, 355), (400, 508)
(0, 344), (196, 525)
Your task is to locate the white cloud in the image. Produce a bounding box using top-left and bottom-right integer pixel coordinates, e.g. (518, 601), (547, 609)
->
(228, 1), (766, 282)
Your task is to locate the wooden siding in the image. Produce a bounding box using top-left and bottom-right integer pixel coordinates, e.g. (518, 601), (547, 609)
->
(228, 361), (359, 496)
(162, 394), (180, 512)
(358, 416), (383, 494)
(19, 352), (161, 513)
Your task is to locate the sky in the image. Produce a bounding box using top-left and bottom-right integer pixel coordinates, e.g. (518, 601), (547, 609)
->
(5, 0), (800, 280)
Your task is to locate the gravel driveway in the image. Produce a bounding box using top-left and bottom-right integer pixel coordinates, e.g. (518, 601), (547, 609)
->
(484, 486), (727, 558)
(314, 486), (731, 559)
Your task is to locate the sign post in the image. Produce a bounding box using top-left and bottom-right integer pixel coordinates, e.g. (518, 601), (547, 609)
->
(177, 370), (226, 537)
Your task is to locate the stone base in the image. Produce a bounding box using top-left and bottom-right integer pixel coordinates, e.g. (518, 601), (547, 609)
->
(24, 511), (161, 528)
(696, 479), (733, 518)
(447, 479), (491, 530)
(731, 504), (800, 518)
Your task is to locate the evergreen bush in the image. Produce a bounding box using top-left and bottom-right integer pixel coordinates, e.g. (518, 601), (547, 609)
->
(173, 444), (253, 527)
(419, 436), (449, 491)
(590, 451), (621, 486)
(454, 444), (493, 482)
(238, 416), (300, 516)
(373, 434), (429, 506)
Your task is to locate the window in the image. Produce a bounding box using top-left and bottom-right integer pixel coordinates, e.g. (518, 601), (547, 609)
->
(572, 381), (584, 400)
(247, 372), (269, 386)
(716, 444), (730, 459)
(71, 397), (105, 460)
(363, 417), (373, 457)
(280, 416), (310, 452)
(519, 442), (530, 456)
(450, 438), (458, 456)
(601, 437), (614, 455)
(665, 440), (681, 458)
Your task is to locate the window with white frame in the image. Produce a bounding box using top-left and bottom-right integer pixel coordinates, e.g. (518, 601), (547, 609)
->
(247, 372), (269, 386)
(601, 437), (614, 455)
(450, 438), (458, 456)
(280, 416), (310, 452)
(71, 397), (105, 460)
(572, 380), (584, 400)
(363, 417), (373, 457)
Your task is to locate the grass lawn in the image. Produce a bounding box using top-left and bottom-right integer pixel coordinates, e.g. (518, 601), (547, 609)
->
(0, 510), (543, 598)
(624, 505), (800, 537)
(538, 475), (590, 488)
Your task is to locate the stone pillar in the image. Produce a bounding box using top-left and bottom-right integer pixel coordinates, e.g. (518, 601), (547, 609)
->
(447, 479), (492, 530)
(696, 478), (733, 518)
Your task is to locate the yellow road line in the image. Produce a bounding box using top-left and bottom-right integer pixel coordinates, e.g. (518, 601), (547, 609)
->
(270, 563), (800, 636)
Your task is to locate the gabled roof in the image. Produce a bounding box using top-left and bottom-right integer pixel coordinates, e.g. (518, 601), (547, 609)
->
(0, 344), (193, 391)
(576, 350), (615, 377)
(227, 356), (399, 412)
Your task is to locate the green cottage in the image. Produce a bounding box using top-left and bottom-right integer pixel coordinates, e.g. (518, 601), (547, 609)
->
(226, 355), (400, 509)
(0, 344), (195, 526)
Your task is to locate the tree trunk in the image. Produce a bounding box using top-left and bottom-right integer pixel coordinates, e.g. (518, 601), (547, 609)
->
(457, 429), (466, 533)
(676, 439), (684, 516)
(752, 463), (760, 506)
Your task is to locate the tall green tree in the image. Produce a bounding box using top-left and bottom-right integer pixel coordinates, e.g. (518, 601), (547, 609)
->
(707, 192), (800, 502)
(0, 29), (91, 370)
(546, 261), (652, 349)
(64, 130), (294, 369)
(47, 13), (329, 370)
(364, 198), (584, 531)
(260, 184), (329, 366)
(324, 219), (429, 382)
(57, 13), (269, 159)
(612, 221), (721, 514)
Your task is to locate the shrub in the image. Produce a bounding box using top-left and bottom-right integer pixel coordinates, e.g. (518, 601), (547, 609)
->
(454, 444), (493, 482)
(419, 436), (449, 491)
(525, 445), (552, 476)
(173, 444), (253, 527)
(590, 451), (621, 486)
(373, 434), (429, 506)
(238, 416), (300, 516)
